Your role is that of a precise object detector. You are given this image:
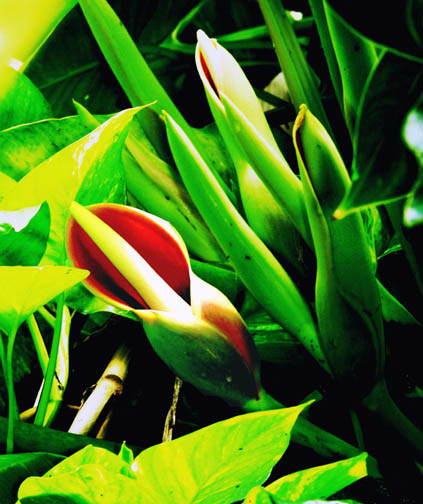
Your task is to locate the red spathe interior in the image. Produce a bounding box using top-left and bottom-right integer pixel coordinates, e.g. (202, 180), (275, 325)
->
(67, 204), (191, 310)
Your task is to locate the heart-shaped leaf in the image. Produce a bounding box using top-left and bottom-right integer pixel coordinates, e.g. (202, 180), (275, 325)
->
(132, 404), (307, 504)
(0, 64), (51, 131)
(0, 266), (88, 335)
(0, 202), (50, 266)
(0, 114), (110, 181)
(0, 107), (140, 266)
(265, 453), (367, 501)
(0, 452), (64, 504)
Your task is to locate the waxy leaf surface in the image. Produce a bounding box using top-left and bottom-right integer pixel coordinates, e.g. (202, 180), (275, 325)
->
(0, 108), (140, 266)
(0, 202), (50, 266)
(132, 405), (306, 504)
(0, 65), (51, 131)
(0, 266), (88, 335)
(0, 114), (110, 181)
(0, 452), (64, 504)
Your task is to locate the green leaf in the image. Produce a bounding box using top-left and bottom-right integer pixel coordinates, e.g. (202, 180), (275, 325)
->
(0, 115), (109, 181)
(43, 445), (131, 478)
(17, 446), (136, 503)
(324, 1), (423, 61)
(0, 107), (140, 266)
(336, 52), (422, 216)
(242, 486), (285, 503)
(132, 405), (306, 504)
(18, 466), (141, 504)
(0, 266), (88, 336)
(0, 202), (50, 266)
(265, 453), (367, 501)
(0, 172), (17, 202)
(0, 64), (51, 131)
(0, 452), (64, 504)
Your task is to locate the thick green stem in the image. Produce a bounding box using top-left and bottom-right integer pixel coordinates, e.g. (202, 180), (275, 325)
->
(27, 314), (49, 375)
(5, 326), (19, 453)
(362, 378), (423, 460)
(34, 295), (65, 426)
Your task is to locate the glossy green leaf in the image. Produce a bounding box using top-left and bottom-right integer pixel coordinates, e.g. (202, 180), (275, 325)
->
(0, 202), (50, 266)
(42, 445), (132, 478)
(0, 452), (64, 504)
(336, 52), (422, 216)
(0, 115), (110, 181)
(325, 1), (423, 61)
(0, 266), (88, 336)
(242, 486), (285, 504)
(0, 107), (140, 266)
(18, 465), (141, 504)
(265, 453), (367, 501)
(0, 172), (17, 202)
(0, 64), (51, 131)
(132, 404), (307, 504)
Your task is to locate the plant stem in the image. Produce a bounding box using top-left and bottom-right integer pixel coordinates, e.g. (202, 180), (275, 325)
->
(27, 314), (49, 374)
(0, 414), (141, 456)
(163, 376), (183, 442)
(68, 343), (131, 436)
(362, 378), (423, 460)
(34, 294), (65, 426)
(5, 325), (19, 453)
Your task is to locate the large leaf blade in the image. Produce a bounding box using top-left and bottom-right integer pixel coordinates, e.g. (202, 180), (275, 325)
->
(0, 107), (140, 265)
(133, 405), (307, 504)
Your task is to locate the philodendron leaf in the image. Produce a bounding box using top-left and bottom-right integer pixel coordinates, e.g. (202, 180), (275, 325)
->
(336, 52), (422, 217)
(132, 404), (307, 504)
(41, 445), (132, 478)
(242, 486), (285, 503)
(17, 446), (138, 503)
(0, 114), (110, 181)
(0, 452), (64, 504)
(0, 64), (51, 131)
(0, 266), (88, 336)
(0, 202), (50, 266)
(18, 466), (141, 504)
(0, 107), (141, 266)
(265, 453), (367, 501)
(0, 173), (17, 202)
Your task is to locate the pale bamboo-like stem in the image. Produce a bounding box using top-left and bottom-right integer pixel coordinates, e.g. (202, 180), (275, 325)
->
(68, 344), (130, 436)
(162, 376), (183, 442)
